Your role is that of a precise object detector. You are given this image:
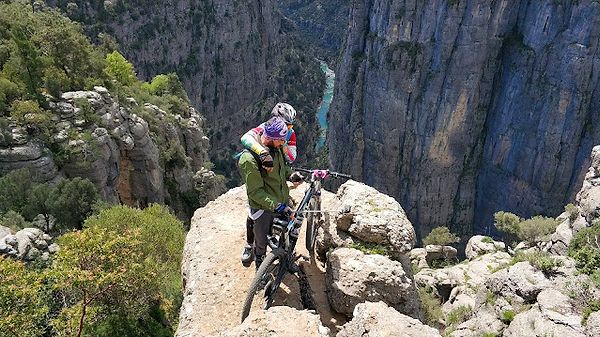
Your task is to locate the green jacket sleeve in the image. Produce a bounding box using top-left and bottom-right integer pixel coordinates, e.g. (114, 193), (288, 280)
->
(239, 154), (278, 211)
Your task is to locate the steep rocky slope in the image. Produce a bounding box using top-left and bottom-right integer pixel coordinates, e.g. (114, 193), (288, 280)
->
(176, 146), (600, 336)
(328, 0), (600, 238)
(279, 0), (352, 62)
(45, 0), (325, 180)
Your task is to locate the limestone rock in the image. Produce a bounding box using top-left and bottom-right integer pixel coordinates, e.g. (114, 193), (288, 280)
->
(465, 235), (505, 259)
(450, 311), (504, 337)
(503, 289), (585, 337)
(326, 247), (420, 319)
(586, 311), (600, 337)
(0, 225), (11, 239)
(317, 180), (416, 258)
(577, 146), (600, 223)
(336, 301), (441, 337)
(485, 262), (552, 303)
(213, 307), (328, 337)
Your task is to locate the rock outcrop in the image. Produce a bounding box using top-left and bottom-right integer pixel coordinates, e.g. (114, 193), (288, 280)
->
(465, 235), (506, 260)
(326, 248), (420, 319)
(212, 307), (329, 337)
(328, 0), (600, 238)
(317, 180), (416, 259)
(0, 226), (57, 261)
(0, 86), (224, 221)
(336, 301), (441, 337)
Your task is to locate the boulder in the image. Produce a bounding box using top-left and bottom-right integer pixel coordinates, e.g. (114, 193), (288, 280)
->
(326, 248), (420, 319)
(449, 311), (504, 337)
(213, 307), (329, 337)
(485, 262), (552, 304)
(317, 181), (416, 257)
(0, 225), (11, 239)
(336, 301), (441, 337)
(503, 289), (585, 337)
(465, 235), (505, 259)
(586, 311), (600, 337)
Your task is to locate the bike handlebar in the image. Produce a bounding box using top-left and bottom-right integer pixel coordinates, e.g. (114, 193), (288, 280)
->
(291, 167), (352, 179)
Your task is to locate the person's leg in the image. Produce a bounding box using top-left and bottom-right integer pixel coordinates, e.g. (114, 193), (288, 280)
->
(241, 216), (255, 266)
(253, 210), (274, 269)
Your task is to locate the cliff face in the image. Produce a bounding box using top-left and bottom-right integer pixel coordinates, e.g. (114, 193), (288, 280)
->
(279, 0), (352, 62)
(328, 0), (600, 238)
(46, 0), (324, 181)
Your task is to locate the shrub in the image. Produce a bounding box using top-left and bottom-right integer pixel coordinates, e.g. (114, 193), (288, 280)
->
(48, 177), (100, 230)
(0, 168), (33, 215)
(105, 51), (136, 86)
(565, 203), (580, 222)
(493, 211), (521, 237)
(446, 305), (472, 326)
(423, 226), (460, 246)
(481, 236), (494, 244)
(518, 215), (558, 243)
(348, 242), (389, 255)
(502, 310), (515, 323)
(568, 221), (600, 275)
(418, 286), (443, 328)
(0, 256), (49, 337)
(583, 300), (600, 324)
(510, 251), (563, 275)
(9, 99), (53, 137)
(0, 210), (30, 231)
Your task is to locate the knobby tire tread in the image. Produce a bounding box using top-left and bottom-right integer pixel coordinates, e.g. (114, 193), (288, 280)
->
(241, 252), (281, 322)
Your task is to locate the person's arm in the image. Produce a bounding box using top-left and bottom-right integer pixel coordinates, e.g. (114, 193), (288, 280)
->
(239, 154), (278, 211)
(241, 125), (268, 156)
(283, 129), (297, 163)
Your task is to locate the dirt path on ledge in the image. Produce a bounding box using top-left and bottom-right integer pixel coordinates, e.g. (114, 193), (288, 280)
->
(176, 184), (345, 337)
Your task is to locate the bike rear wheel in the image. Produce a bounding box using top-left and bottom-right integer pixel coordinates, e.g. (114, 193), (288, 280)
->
(241, 251), (284, 322)
(305, 195), (321, 254)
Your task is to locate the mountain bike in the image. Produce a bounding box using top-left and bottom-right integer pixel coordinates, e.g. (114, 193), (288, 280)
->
(240, 168), (350, 322)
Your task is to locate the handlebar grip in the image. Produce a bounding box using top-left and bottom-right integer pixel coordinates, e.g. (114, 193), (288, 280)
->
(291, 167), (351, 179)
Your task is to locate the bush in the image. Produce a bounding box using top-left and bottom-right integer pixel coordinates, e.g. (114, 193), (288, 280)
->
(105, 51), (137, 86)
(348, 242), (389, 255)
(83, 204), (185, 324)
(0, 210), (29, 231)
(583, 300), (600, 324)
(423, 226), (460, 246)
(418, 286), (443, 328)
(494, 211), (521, 237)
(518, 215), (558, 244)
(9, 99), (53, 137)
(48, 177), (100, 230)
(565, 203), (580, 222)
(510, 251), (563, 275)
(0, 168), (33, 215)
(0, 256), (49, 337)
(569, 221), (600, 275)
(446, 305), (472, 326)
(502, 310), (515, 323)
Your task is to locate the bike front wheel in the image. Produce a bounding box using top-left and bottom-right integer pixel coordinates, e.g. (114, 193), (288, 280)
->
(241, 251), (284, 322)
(305, 196), (321, 254)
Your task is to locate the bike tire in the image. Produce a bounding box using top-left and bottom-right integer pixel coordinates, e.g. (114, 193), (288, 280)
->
(241, 251), (282, 322)
(305, 196), (321, 253)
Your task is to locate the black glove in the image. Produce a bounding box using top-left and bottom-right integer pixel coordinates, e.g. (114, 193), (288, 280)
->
(290, 172), (304, 183)
(259, 152), (273, 169)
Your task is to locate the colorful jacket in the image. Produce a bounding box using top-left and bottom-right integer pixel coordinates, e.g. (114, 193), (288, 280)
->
(238, 147), (292, 211)
(241, 123), (297, 163)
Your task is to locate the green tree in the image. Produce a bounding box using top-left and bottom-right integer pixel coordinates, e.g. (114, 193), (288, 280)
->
(0, 168), (33, 215)
(50, 225), (158, 337)
(493, 211), (521, 236)
(423, 226), (460, 246)
(0, 210), (29, 231)
(517, 215), (558, 244)
(0, 77), (20, 116)
(104, 51), (136, 86)
(0, 256), (49, 337)
(9, 99), (53, 136)
(569, 220), (600, 276)
(48, 177), (99, 230)
(22, 183), (52, 230)
(85, 204), (185, 324)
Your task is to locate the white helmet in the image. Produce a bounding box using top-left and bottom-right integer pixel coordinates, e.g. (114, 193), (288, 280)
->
(271, 102), (296, 124)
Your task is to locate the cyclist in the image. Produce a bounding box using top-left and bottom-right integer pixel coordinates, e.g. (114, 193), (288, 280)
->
(240, 103), (298, 266)
(238, 117), (303, 269)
